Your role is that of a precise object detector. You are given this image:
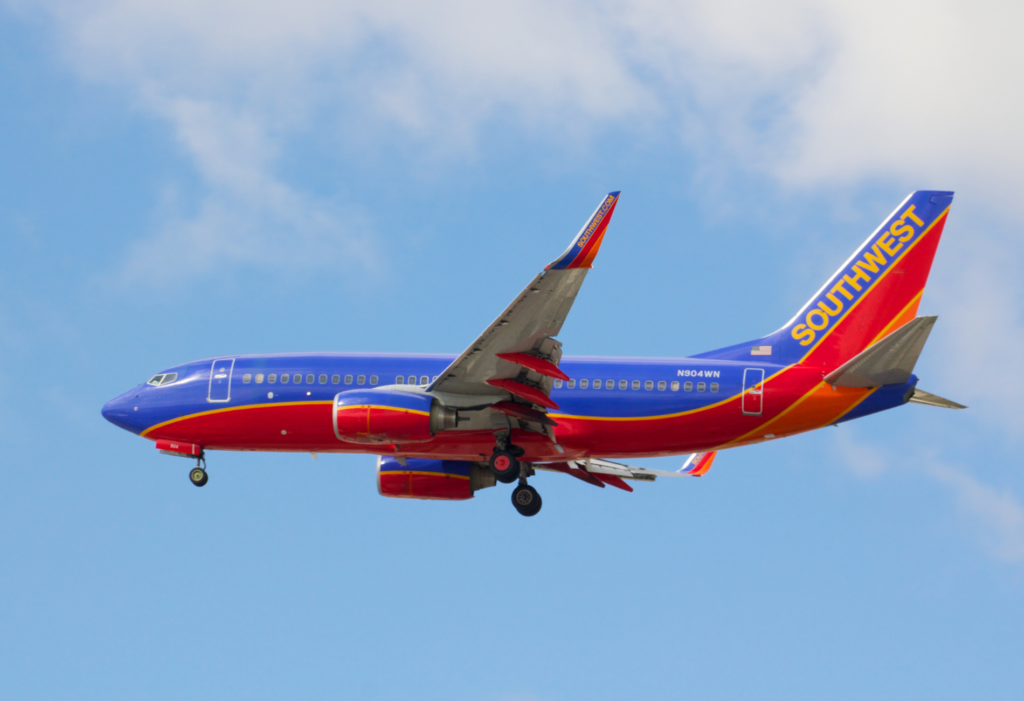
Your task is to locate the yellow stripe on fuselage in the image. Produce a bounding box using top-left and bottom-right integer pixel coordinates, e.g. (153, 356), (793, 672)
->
(141, 400), (334, 438)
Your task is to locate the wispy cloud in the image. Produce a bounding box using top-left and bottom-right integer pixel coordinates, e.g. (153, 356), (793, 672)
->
(8, 0), (1024, 430)
(23, 1), (1024, 229)
(834, 429), (1024, 563)
(117, 97), (376, 285)
(923, 460), (1024, 563)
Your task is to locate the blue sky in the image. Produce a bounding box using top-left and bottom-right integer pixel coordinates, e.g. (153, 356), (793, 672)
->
(2, 2), (1023, 699)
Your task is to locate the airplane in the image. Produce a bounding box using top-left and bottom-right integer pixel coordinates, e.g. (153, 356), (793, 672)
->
(102, 190), (964, 516)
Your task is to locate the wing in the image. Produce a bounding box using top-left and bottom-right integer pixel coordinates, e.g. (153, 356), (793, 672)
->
(429, 192), (620, 408)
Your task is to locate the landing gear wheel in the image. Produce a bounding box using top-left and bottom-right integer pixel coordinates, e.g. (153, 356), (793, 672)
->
(511, 484), (542, 517)
(189, 467), (208, 487)
(489, 450), (521, 484)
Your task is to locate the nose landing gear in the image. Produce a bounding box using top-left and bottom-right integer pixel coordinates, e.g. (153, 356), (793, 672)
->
(189, 454), (208, 487)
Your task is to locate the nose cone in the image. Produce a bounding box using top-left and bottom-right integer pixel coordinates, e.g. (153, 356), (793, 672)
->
(102, 391), (143, 434)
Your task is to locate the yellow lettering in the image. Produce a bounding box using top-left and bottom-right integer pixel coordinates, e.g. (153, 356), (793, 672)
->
(831, 281), (854, 301)
(792, 324), (815, 346)
(902, 205), (924, 226)
(858, 244), (887, 273)
(818, 292), (844, 317)
(878, 231), (903, 256)
(893, 224), (915, 242)
(806, 308), (829, 331)
(842, 265), (871, 292)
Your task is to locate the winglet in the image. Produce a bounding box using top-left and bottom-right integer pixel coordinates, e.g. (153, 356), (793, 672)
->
(679, 451), (716, 476)
(548, 192), (620, 270)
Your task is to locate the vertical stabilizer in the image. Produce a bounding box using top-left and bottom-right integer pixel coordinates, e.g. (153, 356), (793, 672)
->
(697, 191), (953, 368)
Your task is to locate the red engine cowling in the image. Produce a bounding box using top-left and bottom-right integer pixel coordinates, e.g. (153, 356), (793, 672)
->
(333, 389), (457, 445)
(377, 456), (495, 500)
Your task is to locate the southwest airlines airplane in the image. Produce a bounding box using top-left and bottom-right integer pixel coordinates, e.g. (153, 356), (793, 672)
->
(103, 191), (963, 516)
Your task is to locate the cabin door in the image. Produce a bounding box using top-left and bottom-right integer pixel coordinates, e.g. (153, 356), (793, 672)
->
(208, 358), (235, 403)
(742, 368), (765, 416)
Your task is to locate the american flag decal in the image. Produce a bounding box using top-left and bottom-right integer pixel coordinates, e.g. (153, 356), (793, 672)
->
(751, 345), (772, 356)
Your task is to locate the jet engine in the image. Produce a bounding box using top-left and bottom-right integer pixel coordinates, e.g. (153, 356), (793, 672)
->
(333, 389), (458, 445)
(377, 456), (495, 500)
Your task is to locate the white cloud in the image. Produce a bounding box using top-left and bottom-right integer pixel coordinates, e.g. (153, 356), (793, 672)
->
(115, 96), (376, 285)
(835, 430), (1024, 563)
(924, 460), (1024, 563)
(9, 0), (1024, 425)
(834, 426), (887, 479)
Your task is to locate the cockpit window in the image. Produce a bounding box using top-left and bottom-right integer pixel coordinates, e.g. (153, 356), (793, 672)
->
(147, 374), (164, 386)
(159, 373), (178, 385)
(147, 373), (178, 386)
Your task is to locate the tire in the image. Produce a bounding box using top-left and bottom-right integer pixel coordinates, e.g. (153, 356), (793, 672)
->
(190, 468), (208, 487)
(511, 484), (542, 517)
(489, 450), (521, 484)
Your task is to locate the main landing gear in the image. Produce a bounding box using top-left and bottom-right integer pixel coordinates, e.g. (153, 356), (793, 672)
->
(490, 437), (542, 517)
(189, 454), (208, 487)
(489, 446), (523, 483)
(512, 482), (542, 517)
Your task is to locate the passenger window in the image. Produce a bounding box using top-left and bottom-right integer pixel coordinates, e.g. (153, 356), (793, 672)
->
(370, 375), (378, 385)
(159, 373), (178, 385)
(306, 374), (314, 384)
(568, 380), (576, 389)
(243, 374), (252, 384)
(396, 376), (405, 384)
(593, 380), (601, 389)
(357, 375), (366, 385)
(419, 375), (428, 385)
(554, 379), (563, 389)
(671, 381), (680, 391)
(345, 375), (353, 385)
(147, 374), (164, 386)
(710, 382), (719, 392)
(409, 375), (416, 385)
(319, 374), (327, 384)
(645, 380), (653, 390)
(697, 382), (706, 392)
(268, 374), (277, 383)
(432, 376), (438, 382)
(332, 375), (340, 384)
(618, 380), (627, 390)
(580, 379), (589, 389)
(281, 374), (289, 384)
(293, 374), (302, 384)
(607, 380), (615, 389)
(684, 381), (693, 392)
(658, 380), (666, 391)
(255, 374), (264, 384)
(631, 380), (640, 390)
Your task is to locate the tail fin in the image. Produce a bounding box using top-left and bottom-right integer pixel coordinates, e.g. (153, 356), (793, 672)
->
(698, 191), (953, 368)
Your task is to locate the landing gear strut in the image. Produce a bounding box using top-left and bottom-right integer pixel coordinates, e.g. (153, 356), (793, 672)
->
(490, 435), (542, 516)
(189, 453), (208, 487)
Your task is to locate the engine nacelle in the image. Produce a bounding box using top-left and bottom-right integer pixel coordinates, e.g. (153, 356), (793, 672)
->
(377, 456), (495, 500)
(333, 389), (457, 445)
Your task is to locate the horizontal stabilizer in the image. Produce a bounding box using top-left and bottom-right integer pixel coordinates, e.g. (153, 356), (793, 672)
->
(908, 388), (966, 409)
(679, 451), (717, 476)
(824, 316), (936, 388)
